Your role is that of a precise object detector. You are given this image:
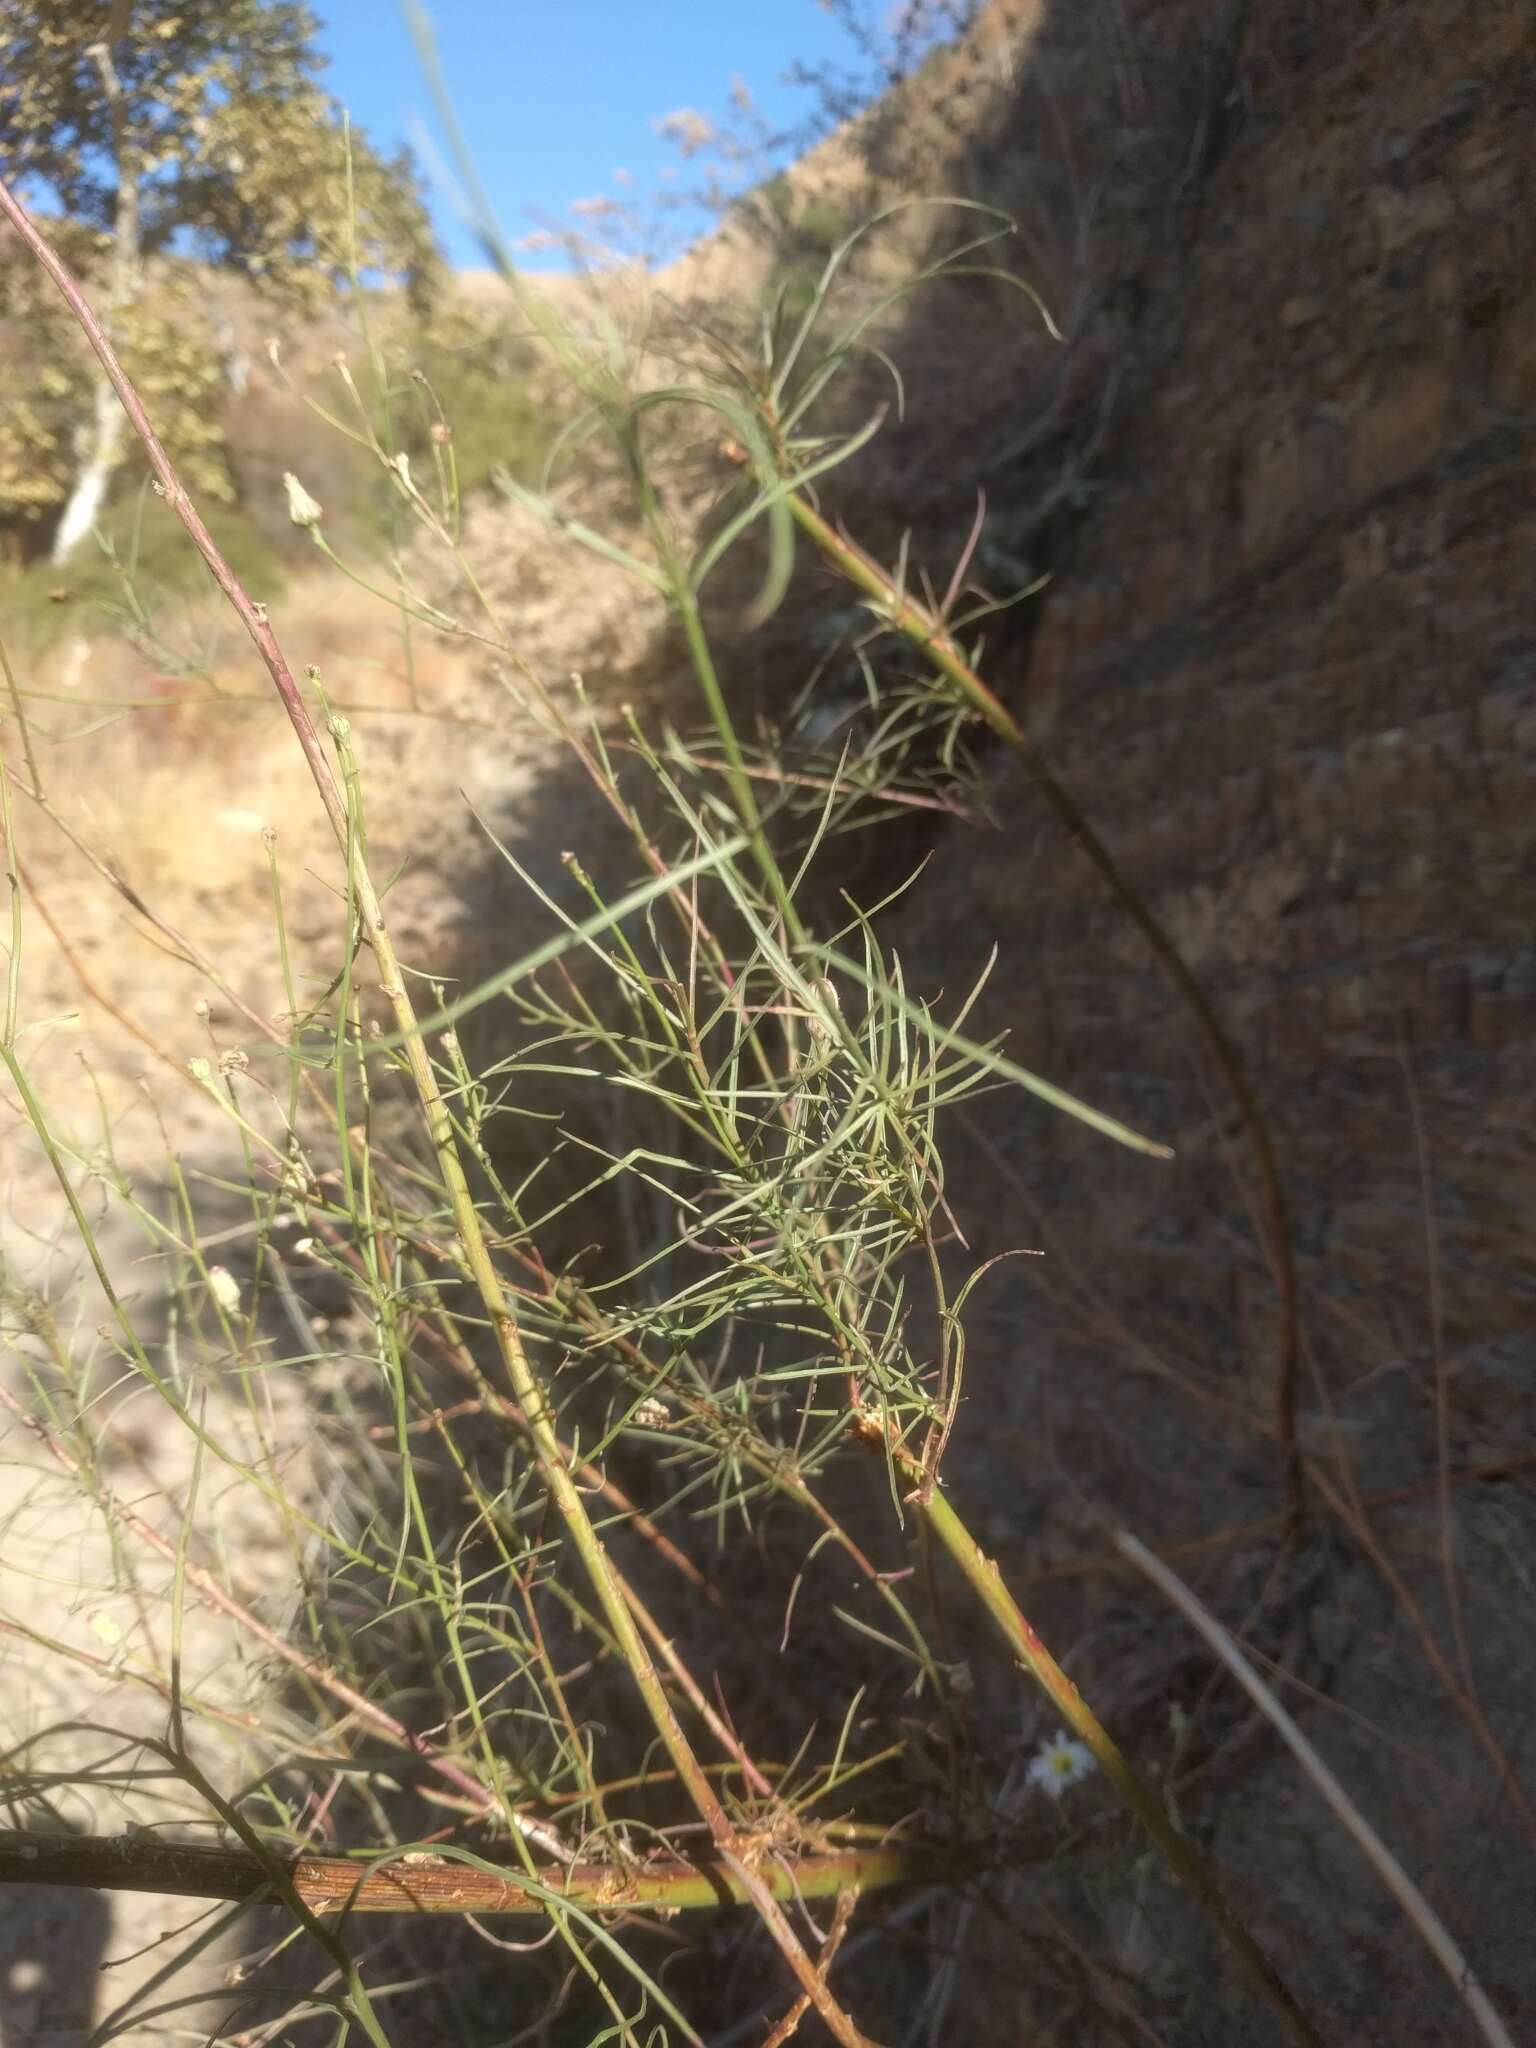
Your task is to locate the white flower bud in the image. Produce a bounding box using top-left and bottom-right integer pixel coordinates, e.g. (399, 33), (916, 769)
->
(207, 1265), (241, 1315)
(284, 472), (323, 529)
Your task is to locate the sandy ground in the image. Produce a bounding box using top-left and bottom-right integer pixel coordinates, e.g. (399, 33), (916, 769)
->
(0, 577), (552, 2043)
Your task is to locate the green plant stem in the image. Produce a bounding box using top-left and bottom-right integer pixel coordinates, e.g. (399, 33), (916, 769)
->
(675, 584), (801, 940)
(632, 447), (804, 945)
(786, 489), (1301, 1511)
(903, 1454), (1323, 2048)
(0, 175), (877, 2048)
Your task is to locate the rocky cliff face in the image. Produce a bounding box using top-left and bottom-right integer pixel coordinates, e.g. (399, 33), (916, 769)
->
(905, 0), (1534, 1425)
(851, 2), (1534, 2030)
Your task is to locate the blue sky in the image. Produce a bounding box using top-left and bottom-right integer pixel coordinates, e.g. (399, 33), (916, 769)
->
(310, 2), (868, 269)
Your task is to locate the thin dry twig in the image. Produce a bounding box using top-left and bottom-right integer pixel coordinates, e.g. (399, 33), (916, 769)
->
(1117, 1528), (1517, 2048)
(0, 1379), (571, 1862)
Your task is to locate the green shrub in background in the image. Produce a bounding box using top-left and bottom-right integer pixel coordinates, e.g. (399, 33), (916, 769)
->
(380, 298), (550, 508)
(742, 169), (860, 329)
(0, 244), (235, 545)
(2, 488), (288, 651)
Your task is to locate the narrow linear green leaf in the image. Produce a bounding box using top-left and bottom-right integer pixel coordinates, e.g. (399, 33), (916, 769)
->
(811, 940), (1175, 1159)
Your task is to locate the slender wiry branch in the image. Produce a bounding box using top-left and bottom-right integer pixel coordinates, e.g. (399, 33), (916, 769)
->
(783, 485), (1301, 1513)
(0, 1381), (570, 1862)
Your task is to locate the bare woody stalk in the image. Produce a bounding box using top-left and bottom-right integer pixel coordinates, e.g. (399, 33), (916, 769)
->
(0, 178), (876, 2048)
(784, 489), (1301, 1513)
(0, 1830), (920, 1921)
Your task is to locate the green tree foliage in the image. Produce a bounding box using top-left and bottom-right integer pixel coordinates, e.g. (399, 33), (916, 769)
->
(0, 221), (93, 528)
(0, 234), (233, 536)
(0, 0), (437, 296)
(0, 0), (439, 554)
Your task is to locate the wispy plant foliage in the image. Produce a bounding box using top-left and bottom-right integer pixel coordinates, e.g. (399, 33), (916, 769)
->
(0, 124), (1327, 2048)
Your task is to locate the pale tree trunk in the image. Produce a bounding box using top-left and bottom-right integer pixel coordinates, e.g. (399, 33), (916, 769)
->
(51, 20), (140, 568)
(50, 370), (126, 564)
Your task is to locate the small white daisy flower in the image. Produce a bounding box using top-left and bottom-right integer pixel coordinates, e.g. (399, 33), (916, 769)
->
(1027, 1734), (1095, 1799)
